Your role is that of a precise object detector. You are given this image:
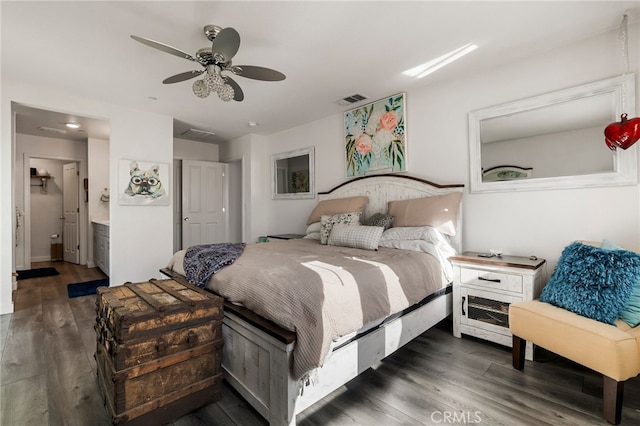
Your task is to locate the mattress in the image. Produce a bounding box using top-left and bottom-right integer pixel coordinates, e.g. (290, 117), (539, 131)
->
(167, 238), (449, 379)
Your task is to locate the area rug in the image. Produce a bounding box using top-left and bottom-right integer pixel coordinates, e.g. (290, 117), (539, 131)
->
(17, 267), (59, 280)
(67, 278), (109, 298)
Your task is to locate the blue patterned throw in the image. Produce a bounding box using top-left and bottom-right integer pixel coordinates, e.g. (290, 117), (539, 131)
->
(184, 243), (246, 288)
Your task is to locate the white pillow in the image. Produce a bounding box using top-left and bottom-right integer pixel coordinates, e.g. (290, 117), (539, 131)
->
(304, 222), (322, 240)
(306, 222), (322, 233)
(320, 212), (362, 245)
(328, 224), (384, 251)
(378, 227), (457, 281)
(380, 226), (444, 244)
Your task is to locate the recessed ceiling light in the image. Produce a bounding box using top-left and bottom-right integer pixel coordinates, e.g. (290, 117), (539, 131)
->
(248, 121), (260, 127)
(65, 122), (80, 129)
(403, 43), (478, 79)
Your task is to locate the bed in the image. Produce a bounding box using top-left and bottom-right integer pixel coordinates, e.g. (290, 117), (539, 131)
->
(162, 174), (464, 426)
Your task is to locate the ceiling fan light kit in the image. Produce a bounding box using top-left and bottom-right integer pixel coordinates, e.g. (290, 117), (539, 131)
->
(191, 65), (235, 101)
(131, 24), (285, 102)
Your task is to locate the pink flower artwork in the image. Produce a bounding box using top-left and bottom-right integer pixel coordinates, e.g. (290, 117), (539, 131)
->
(355, 134), (373, 155)
(344, 93), (406, 177)
(379, 112), (398, 131)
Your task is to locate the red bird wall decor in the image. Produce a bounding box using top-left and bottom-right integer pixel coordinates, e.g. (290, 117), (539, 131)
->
(604, 113), (640, 150)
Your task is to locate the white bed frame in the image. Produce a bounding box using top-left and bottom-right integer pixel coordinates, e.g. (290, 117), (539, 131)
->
(173, 174), (464, 425)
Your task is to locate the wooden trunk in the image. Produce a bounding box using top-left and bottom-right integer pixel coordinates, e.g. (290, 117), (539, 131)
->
(95, 279), (223, 425)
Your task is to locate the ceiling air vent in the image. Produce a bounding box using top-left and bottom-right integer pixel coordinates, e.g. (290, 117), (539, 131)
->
(180, 128), (217, 141)
(336, 93), (368, 106)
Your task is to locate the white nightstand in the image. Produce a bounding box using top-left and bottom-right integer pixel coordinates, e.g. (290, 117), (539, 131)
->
(450, 252), (547, 360)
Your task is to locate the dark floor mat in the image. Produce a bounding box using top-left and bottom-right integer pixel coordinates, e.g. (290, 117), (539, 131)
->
(67, 278), (109, 298)
(17, 267), (59, 280)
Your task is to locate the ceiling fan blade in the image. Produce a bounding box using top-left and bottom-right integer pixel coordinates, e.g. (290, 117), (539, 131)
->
(212, 27), (240, 62)
(162, 70), (204, 84)
(131, 35), (196, 62)
(232, 65), (286, 81)
(224, 76), (244, 102)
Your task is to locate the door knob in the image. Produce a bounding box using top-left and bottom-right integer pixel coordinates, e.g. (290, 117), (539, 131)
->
(183, 217), (189, 221)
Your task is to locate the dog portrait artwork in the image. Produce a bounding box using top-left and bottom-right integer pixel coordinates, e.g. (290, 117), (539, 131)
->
(119, 160), (169, 206)
(125, 161), (165, 198)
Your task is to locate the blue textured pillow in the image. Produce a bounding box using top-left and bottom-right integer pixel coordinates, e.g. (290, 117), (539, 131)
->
(600, 240), (640, 327)
(539, 242), (640, 324)
(620, 284), (640, 327)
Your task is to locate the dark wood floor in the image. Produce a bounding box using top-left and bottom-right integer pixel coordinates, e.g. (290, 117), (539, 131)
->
(2, 261), (640, 425)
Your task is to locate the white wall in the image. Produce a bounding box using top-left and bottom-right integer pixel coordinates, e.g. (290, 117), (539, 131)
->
(88, 138), (110, 222)
(267, 115), (344, 236)
(88, 137), (110, 267)
(173, 138), (219, 161)
(227, 160), (243, 243)
(219, 133), (270, 243)
(109, 110), (173, 286)
(1, 80), (173, 314)
(262, 23), (640, 272)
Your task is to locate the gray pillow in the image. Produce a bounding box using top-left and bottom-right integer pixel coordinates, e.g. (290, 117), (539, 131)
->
(364, 213), (394, 230)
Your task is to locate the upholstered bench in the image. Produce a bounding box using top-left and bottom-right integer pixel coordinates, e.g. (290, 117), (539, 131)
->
(509, 241), (640, 425)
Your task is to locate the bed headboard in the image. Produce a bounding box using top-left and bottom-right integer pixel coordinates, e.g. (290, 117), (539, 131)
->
(318, 174), (465, 252)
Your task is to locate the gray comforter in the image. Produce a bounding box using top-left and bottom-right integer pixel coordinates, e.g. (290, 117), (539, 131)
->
(167, 238), (447, 379)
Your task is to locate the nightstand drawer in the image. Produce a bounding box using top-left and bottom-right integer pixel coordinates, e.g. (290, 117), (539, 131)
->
(460, 269), (523, 293)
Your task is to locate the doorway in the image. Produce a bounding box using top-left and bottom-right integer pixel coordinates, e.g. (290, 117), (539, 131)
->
(23, 155), (84, 269)
(180, 160), (228, 248)
(12, 103), (110, 274)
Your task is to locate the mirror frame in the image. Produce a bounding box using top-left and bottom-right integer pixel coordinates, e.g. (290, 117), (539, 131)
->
(271, 146), (315, 200)
(469, 74), (637, 193)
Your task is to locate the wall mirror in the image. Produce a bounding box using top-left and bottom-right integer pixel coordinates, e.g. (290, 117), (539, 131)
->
(469, 74), (637, 193)
(272, 146), (315, 199)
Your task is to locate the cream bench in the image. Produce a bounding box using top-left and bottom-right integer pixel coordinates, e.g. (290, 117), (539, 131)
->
(509, 242), (640, 425)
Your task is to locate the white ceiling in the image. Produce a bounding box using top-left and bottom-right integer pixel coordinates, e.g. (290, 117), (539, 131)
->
(3, 1), (638, 144)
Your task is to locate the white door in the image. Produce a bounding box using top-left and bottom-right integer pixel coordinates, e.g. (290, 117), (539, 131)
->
(63, 162), (80, 264)
(182, 160), (228, 248)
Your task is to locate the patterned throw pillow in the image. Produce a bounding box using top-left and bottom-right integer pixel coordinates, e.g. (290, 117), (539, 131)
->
(320, 212), (361, 245)
(364, 213), (394, 230)
(328, 224), (384, 251)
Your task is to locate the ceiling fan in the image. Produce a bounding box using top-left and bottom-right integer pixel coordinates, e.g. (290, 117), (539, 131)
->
(131, 25), (286, 102)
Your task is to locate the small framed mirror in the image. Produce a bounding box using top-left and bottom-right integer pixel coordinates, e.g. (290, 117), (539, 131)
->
(469, 74), (637, 193)
(272, 147), (315, 199)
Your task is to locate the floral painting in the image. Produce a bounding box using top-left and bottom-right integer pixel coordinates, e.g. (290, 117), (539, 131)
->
(345, 93), (406, 177)
(290, 170), (309, 193)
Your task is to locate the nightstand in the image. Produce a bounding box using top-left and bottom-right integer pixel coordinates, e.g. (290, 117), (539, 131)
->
(266, 233), (305, 241)
(450, 252), (547, 360)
